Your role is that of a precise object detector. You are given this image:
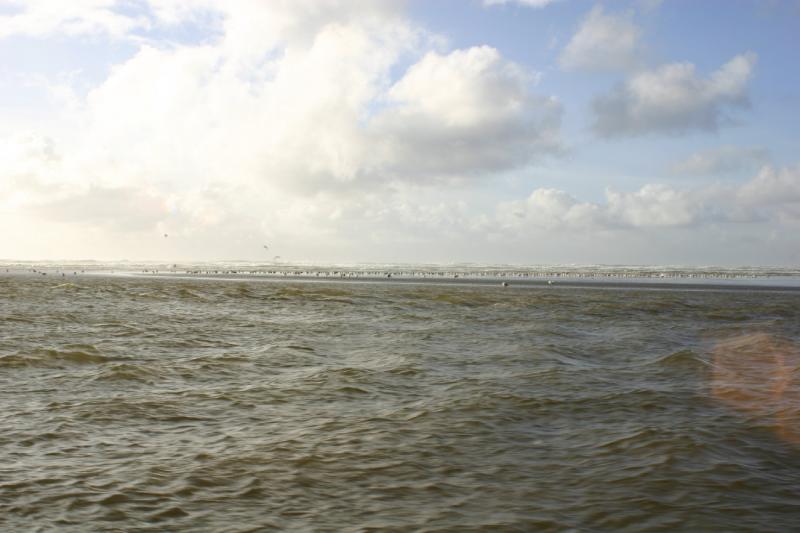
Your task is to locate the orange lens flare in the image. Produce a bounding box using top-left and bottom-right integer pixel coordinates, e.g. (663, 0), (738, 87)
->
(711, 333), (800, 445)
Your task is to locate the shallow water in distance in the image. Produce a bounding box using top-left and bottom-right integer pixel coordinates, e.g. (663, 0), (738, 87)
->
(2, 270), (800, 531)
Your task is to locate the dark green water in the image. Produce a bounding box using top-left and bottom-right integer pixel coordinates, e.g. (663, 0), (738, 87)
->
(2, 271), (799, 532)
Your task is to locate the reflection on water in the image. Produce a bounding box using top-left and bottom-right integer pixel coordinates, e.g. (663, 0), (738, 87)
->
(1, 271), (800, 531)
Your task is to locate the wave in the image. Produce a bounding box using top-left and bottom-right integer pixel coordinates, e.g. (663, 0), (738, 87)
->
(0, 345), (112, 368)
(652, 349), (708, 369)
(91, 363), (158, 383)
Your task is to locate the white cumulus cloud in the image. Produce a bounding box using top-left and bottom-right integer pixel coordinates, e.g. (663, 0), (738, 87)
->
(592, 52), (757, 137)
(371, 46), (562, 180)
(501, 183), (701, 231)
(499, 164), (800, 237)
(737, 165), (800, 221)
(559, 6), (642, 72)
(0, 0), (567, 260)
(605, 184), (702, 227)
(2, 1), (794, 264)
(499, 188), (608, 230)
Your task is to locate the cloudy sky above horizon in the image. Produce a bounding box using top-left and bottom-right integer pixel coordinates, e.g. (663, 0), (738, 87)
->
(1, 0), (799, 265)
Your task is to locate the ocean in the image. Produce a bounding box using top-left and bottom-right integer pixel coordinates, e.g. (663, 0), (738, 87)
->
(2, 262), (800, 532)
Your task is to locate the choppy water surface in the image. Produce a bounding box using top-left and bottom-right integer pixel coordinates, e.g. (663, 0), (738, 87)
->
(2, 269), (800, 532)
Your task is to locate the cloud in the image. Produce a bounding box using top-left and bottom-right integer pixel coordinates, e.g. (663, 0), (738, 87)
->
(737, 165), (800, 221)
(501, 183), (702, 231)
(37, 3), (417, 195)
(499, 164), (800, 237)
(1, 1), (566, 259)
(371, 46), (562, 180)
(606, 184), (703, 227)
(0, 0), (408, 47)
(499, 188), (608, 230)
(671, 146), (770, 176)
(559, 6), (642, 72)
(16, 9), (560, 193)
(0, 0), (148, 39)
(3, 1), (794, 265)
(36, 185), (168, 231)
(592, 52), (757, 137)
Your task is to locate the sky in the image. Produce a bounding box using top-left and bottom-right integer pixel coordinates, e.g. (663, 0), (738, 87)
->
(1, 0), (799, 265)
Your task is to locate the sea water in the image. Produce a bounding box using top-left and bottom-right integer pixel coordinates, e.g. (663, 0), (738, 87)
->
(2, 263), (799, 531)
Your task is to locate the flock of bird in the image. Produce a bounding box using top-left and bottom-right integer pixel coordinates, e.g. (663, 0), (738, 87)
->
(4, 238), (774, 285)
